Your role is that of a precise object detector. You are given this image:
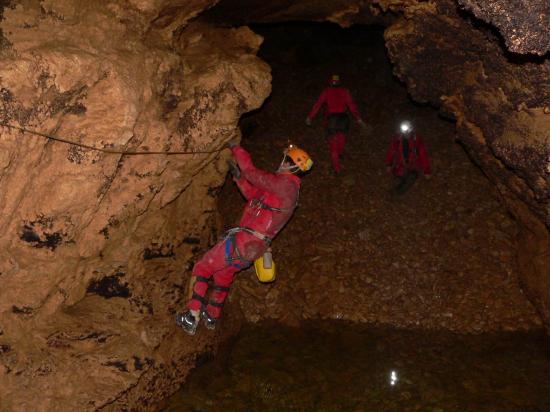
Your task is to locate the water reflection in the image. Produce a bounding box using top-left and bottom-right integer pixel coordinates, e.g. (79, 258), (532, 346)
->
(389, 370), (398, 386)
(162, 322), (550, 411)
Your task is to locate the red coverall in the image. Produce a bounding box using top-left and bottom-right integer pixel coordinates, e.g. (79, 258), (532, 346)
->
(188, 146), (301, 319)
(385, 134), (431, 176)
(307, 86), (362, 173)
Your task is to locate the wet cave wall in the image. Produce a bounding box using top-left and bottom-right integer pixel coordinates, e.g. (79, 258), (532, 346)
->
(0, 0), (270, 410)
(0, 0), (548, 410)
(383, 0), (550, 330)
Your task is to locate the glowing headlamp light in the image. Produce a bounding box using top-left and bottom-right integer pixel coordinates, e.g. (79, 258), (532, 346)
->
(400, 123), (410, 133)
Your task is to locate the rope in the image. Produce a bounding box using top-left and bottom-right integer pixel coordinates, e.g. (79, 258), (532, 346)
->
(0, 122), (225, 155)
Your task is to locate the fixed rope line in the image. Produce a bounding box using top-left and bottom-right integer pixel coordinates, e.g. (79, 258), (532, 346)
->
(0, 122), (225, 155)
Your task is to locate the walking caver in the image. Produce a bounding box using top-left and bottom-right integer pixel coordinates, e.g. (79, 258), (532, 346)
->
(306, 74), (365, 174)
(175, 141), (313, 335)
(385, 120), (431, 195)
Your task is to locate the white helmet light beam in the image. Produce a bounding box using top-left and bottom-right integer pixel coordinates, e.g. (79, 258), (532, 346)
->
(400, 120), (412, 134)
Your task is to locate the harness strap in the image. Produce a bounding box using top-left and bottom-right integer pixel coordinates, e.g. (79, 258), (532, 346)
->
(195, 276), (209, 283)
(250, 197), (298, 213)
(192, 292), (207, 305)
(226, 227), (272, 244)
(224, 233), (253, 268)
(208, 300), (225, 308)
(212, 285), (230, 292)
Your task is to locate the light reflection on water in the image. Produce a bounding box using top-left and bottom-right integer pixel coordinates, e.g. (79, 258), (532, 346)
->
(161, 322), (550, 412)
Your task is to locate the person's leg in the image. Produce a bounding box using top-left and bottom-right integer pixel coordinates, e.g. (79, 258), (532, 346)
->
(205, 267), (239, 323)
(328, 134), (342, 173)
(395, 170), (418, 195)
(177, 240), (229, 335)
(187, 240), (228, 312)
(336, 132), (346, 164)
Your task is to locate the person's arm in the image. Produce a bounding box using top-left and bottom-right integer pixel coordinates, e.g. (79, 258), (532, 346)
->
(307, 89), (327, 121)
(234, 177), (260, 200)
(416, 137), (431, 175)
(345, 89), (362, 121)
(385, 139), (397, 167)
(232, 146), (285, 194)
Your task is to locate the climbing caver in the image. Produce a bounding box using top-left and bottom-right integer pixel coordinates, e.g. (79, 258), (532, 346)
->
(306, 74), (366, 174)
(175, 141), (313, 335)
(385, 120), (431, 195)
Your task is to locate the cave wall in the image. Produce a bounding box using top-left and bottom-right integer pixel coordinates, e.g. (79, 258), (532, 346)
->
(0, 0), (270, 409)
(383, 0), (550, 330)
(0, 0), (548, 409)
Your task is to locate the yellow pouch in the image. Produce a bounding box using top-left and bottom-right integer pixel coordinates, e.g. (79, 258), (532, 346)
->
(254, 252), (276, 283)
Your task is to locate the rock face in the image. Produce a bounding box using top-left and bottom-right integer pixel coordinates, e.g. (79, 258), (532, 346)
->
(0, 0), (270, 409)
(0, 0), (548, 409)
(458, 0), (550, 55)
(384, 0), (550, 329)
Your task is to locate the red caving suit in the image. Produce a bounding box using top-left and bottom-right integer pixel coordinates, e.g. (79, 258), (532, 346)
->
(385, 134), (431, 177)
(307, 86), (362, 173)
(188, 146), (301, 319)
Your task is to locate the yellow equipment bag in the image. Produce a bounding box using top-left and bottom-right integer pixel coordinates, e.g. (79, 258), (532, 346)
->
(254, 251), (276, 283)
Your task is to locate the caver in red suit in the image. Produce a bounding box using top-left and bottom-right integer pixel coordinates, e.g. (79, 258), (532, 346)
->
(175, 143), (313, 335)
(385, 133), (431, 177)
(306, 75), (365, 173)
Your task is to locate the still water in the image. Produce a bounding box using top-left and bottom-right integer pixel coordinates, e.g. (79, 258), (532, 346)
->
(162, 322), (550, 411)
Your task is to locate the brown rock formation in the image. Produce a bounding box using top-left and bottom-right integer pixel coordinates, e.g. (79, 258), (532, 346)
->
(384, 0), (550, 328)
(0, 0), (548, 409)
(0, 0), (269, 409)
(458, 0), (550, 55)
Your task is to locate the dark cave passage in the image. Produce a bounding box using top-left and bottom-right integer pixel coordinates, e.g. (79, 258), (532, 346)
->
(218, 22), (541, 331)
(164, 322), (550, 411)
(162, 21), (548, 410)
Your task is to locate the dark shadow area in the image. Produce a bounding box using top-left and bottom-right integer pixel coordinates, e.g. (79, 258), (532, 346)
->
(162, 19), (545, 412)
(163, 321), (550, 411)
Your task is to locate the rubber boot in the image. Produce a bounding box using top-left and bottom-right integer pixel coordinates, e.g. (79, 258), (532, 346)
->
(175, 310), (200, 335)
(201, 308), (217, 330)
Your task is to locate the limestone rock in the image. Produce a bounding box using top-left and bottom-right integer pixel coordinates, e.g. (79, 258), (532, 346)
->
(0, 0), (269, 409)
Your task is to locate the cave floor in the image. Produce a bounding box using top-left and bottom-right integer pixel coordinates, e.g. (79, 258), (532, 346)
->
(219, 23), (541, 332)
(163, 322), (550, 411)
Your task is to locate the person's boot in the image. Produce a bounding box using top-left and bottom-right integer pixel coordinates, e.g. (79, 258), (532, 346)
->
(175, 310), (199, 335)
(201, 309), (218, 330)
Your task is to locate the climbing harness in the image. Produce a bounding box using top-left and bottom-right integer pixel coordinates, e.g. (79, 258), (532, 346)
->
(0, 122), (225, 156)
(248, 197), (298, 216)
(225, 226), (272, 245)
(223, 232), (253, 269)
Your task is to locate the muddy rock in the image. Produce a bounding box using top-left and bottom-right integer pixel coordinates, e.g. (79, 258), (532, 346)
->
(459, 0), (550, 55)
(0, 0), (269, 409)
(384, 0), (550, 331)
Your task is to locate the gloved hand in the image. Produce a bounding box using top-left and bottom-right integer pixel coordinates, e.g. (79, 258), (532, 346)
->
(305, 117), (312, 127)
(227, 160), (241, 180)
(226, 138), (239, 149)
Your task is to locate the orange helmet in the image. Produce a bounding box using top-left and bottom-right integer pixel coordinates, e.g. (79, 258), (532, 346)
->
(285, 144), (313, 172)
(330, 74), (340, 86)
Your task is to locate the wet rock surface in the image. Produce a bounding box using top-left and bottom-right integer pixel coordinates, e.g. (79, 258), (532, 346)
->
(0, 0), (269, 409)
(0, 0), (548, 409)
(163, 321), (550, 411)
(220, 23), (541, 333)
(384, 0), (550, 331)
(458, 0), (550, 55)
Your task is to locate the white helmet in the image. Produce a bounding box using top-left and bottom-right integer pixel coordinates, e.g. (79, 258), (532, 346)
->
(399, 120), (413, 135)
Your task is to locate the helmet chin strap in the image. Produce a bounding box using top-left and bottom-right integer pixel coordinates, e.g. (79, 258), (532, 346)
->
(277, 153), (300, 173)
